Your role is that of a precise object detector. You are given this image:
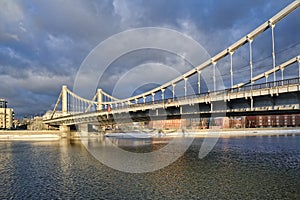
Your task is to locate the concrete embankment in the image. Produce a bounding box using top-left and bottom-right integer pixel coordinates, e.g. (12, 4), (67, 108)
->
(1, 128), (300, 140)
(0, 130), (62, 141)
(179, 127), (300, 138)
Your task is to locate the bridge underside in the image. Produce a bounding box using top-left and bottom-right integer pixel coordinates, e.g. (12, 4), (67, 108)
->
(45, 91), (300, 126)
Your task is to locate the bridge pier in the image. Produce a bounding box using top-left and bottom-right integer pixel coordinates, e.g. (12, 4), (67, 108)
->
(77, 124), (89, 132)
(77, 124), (90, 138)
(59, 125), (71, 138)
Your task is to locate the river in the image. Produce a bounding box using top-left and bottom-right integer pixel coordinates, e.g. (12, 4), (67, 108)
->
(0, 134), (299, 199)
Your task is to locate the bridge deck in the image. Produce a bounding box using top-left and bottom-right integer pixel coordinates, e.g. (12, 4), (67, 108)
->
(44, 79), (300, 125)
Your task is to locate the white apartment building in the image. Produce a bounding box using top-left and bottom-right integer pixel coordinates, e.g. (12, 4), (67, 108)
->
(0, 98), (14, 129)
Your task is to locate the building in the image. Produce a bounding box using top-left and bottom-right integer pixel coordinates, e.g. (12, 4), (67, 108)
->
(0, 98), (14, 129)
(149, 118), (209, 130)
(43, 110), (63, 120)
(27, 116), (49, 130)
(149, 119), (187, 129)
(0, 98), (7, 108)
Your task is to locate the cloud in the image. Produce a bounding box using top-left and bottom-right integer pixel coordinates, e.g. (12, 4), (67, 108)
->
(0, 0), (299, 117)
(0, 1), (24, 22)
(0, 69), (73, 116)
(113, 0), (144, 28)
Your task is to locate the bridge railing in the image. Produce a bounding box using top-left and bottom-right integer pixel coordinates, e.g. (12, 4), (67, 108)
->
(236, 77), (300, 92)
(128, 77), (300, 108)
(45, 76), (300, 123)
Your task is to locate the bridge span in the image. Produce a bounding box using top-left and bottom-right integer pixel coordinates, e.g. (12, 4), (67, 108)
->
(44, 77), (300, 127)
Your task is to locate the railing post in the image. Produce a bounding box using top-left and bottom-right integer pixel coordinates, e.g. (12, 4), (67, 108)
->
(62, 85), (68, 115)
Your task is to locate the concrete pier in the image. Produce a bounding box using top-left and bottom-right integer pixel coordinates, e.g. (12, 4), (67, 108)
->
(59, 125), (71, 138)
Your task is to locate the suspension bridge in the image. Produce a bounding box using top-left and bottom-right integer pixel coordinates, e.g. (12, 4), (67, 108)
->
(43, 1), (300, 131)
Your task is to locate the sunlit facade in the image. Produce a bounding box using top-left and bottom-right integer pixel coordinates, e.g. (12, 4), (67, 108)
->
(0, 98), (14, 129)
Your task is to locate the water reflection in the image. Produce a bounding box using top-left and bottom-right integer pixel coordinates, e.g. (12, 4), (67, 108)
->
(86, 136), (172, 153)
(0, 142), (14, 198)
(0, 135), (299, 199)
(81, 134), (195, 173)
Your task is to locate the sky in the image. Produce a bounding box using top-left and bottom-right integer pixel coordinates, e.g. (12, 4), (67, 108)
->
(0, 0), (300, 117)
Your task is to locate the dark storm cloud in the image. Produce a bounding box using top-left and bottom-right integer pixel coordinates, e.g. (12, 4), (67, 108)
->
(0, 0), (299, 117)
(124, 0), (296, 52)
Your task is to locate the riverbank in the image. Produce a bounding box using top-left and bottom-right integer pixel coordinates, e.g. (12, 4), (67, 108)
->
(105, 127), (300, 138)
(1, 128), (300, 141)
(169, 127), (300, 138)
(0, 130), (61, 141)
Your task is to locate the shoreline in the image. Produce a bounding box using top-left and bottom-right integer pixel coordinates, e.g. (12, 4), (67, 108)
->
(1, 128), (300, 141)
(181, 128), (300, 138)
(0, 130), (61, 141)
(105, 127), (300, 138)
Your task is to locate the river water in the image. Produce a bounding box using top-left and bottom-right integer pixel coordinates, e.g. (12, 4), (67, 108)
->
(0, 134), (299, 199)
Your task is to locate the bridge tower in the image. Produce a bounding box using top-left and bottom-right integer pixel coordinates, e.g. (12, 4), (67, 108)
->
(60, 85), (70, 136)
(62, 85), (68, 115)
(97, 89), (102, 111)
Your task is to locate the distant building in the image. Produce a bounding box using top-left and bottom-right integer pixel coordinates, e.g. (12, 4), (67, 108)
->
(42, 110), (63, 120)
(149, 119), (187, 129)
(0, 98), (7, 108)
(0, 98), (14, 129)
(27, 116), (49, 130)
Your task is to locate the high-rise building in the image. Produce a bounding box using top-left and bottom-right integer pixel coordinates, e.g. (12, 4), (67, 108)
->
(0, 98), (14, 129)
(0, 98), (7, 108)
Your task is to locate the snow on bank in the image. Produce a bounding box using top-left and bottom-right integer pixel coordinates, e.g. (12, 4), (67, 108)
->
(105, 128), (300, 138)
(0, 131), (61, 141)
